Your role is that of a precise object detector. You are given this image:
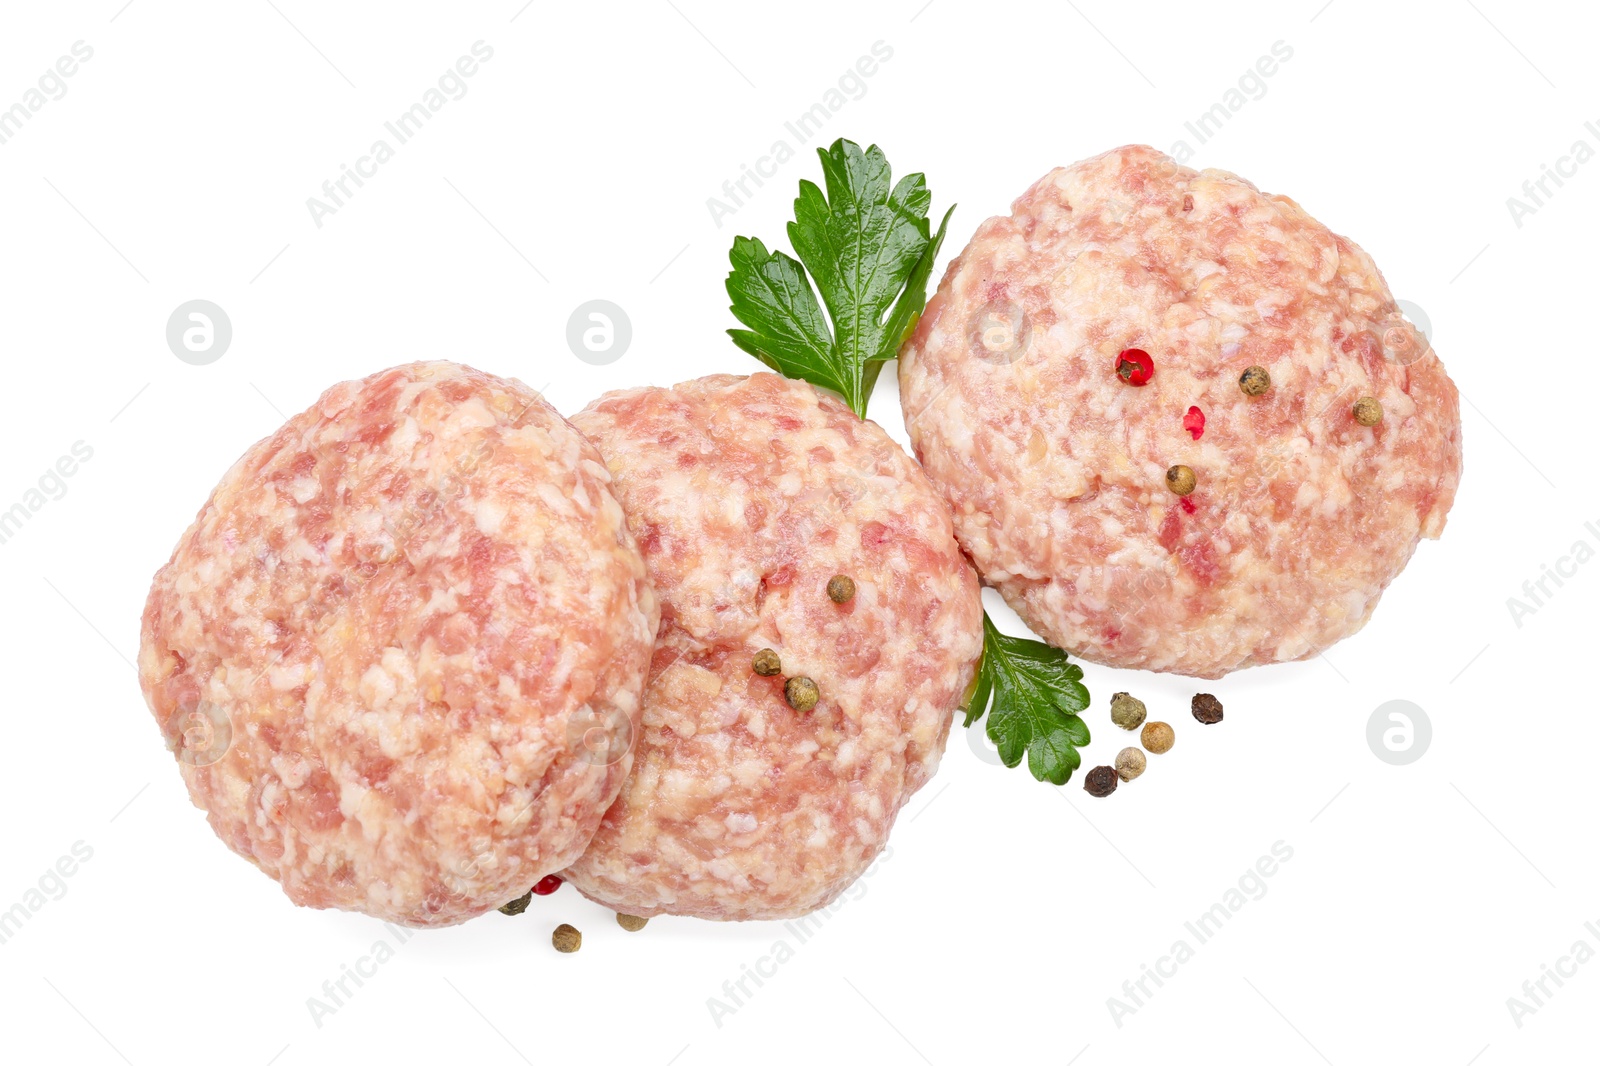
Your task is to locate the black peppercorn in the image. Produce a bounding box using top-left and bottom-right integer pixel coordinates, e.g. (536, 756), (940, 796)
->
(1191, 693), (1224, 724)
(1084, 765), (1119, 797)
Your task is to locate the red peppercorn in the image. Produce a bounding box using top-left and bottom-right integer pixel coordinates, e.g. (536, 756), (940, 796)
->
(1115, 348), (1154, 386)
(1183, 405), (1205, 440)
(532, 874), (563, 896)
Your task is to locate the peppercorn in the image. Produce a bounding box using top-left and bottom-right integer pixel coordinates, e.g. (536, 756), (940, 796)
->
(616, 913), (649, 932)
(1239, 366), (1271, 396)
(752, 648), (782, 676)
(1141, 721), (1175, 754)
(1166, 465), (1197, 497)
(1353, 397), (1383, 427)
(785, 676), (819, 712)
(1115, 747), (1147, 781)
(498, 891), (532, 916)
(551, 924), (582, 953)
(532, 874), (563, 896)
(1115, 348), (1155, 386)
(1191, 693), (1224, 724)
(826, 575), (856, 604)
(1109, 692), (1147, 731)
(1084, 765), (1119, 797)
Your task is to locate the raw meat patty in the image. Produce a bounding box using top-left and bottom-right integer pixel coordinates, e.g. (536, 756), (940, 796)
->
(561, 373), (982, 920)
(138, 361), (658, 927)
(899, 145), (1462, 678)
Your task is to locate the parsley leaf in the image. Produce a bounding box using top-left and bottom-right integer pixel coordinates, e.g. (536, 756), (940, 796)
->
(725, 138), (1093, 786)
(965, 613), (1092, 786)
(726, 138), (953, 417)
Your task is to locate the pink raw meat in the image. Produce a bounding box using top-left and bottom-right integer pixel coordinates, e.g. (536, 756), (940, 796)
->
(562, 373), (982, 920)
(899, 145), (1462, 678)
(139, 361), (658, 926)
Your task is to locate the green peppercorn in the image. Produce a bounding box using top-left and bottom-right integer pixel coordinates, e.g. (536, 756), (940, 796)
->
(1353, 397), (1383, 427)
(1239, 366), (1272, 396)
(1115, 747), (1147, 781)
(1142, 720), (1175, 754)
(785, 676), (819, 712)
(752, 648), (782, 676)
(552, 923), (582, 953)
(498, 891), (532, 916)
(1109, 692), (1147, 731)
(826, 575), (856, 603)
(616, 913), (649, 932)
(1166, 465), (1197, 497)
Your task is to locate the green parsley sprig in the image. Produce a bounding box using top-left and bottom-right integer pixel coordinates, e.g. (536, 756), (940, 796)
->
(966, 614), (1092, 785)
(726, 138), (951, 418)
(724, 137), (1094, 786)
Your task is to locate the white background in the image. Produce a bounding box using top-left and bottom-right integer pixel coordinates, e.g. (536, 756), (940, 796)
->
(0, 1), (1594, 1063)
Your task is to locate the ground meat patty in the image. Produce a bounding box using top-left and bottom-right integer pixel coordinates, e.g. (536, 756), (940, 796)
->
(899, 145), (1462, 678)
(561, 373), (981, 921)
(138, 362), (658, 927)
